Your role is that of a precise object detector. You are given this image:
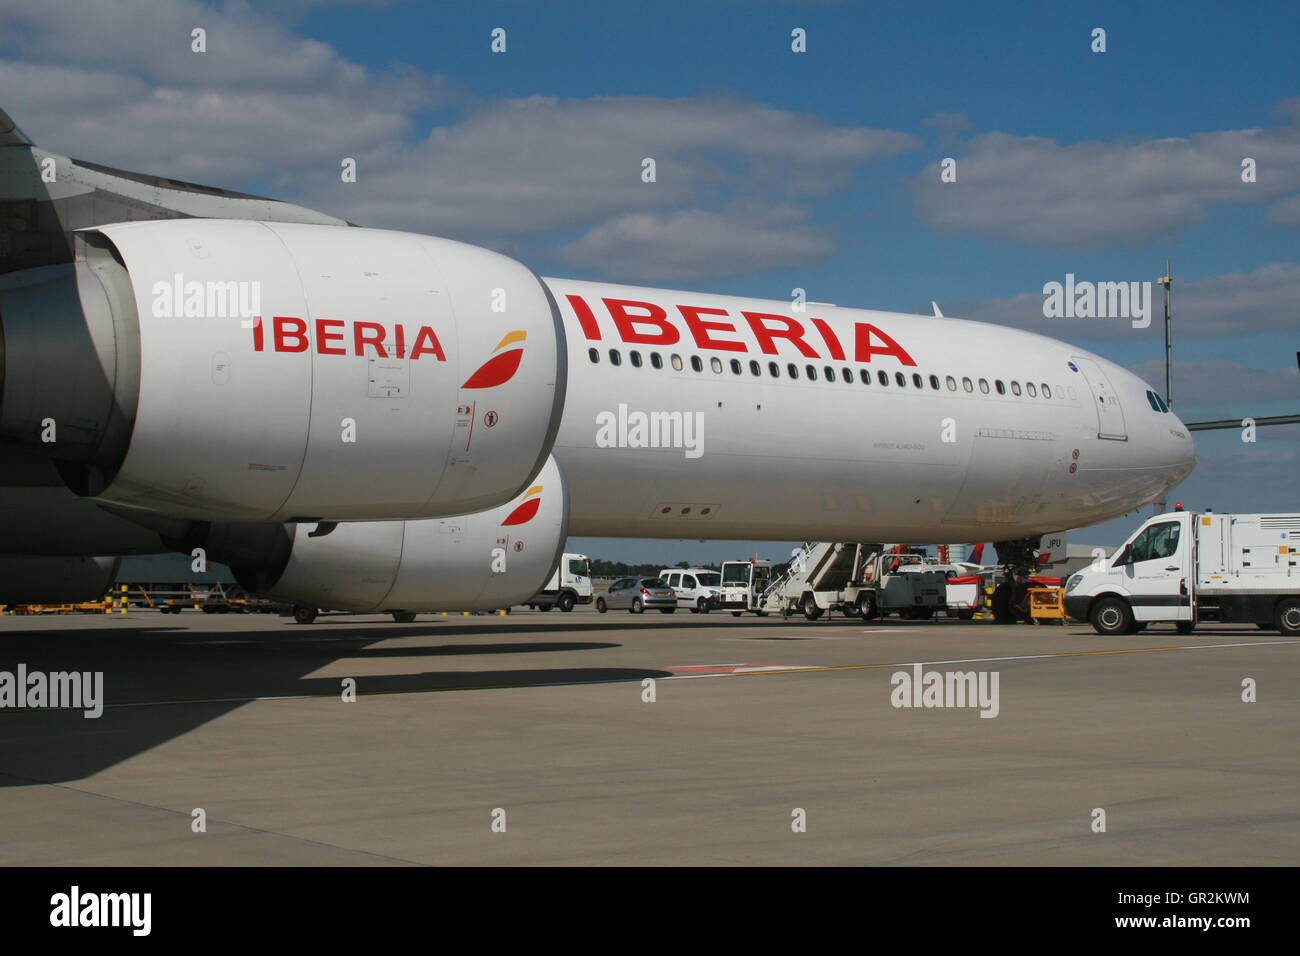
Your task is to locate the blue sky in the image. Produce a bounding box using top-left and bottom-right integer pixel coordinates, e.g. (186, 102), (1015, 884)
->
(1, 0), (1295, 561)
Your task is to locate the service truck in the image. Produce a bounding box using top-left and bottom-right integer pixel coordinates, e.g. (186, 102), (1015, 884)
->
(720, 559), (772, 616)
(1064, 511), (1300, 636)
(526, 552), (593, 612)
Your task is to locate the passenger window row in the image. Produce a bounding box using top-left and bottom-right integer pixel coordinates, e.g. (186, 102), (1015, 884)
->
(588, 347), (1054, 399)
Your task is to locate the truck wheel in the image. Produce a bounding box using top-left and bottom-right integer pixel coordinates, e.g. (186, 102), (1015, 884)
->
(292, 605), (318, 625)
(1175, 621), (1194, 635)
(957, 609), (974, 620)
(1089, 597), (1133, 636)
(991, 584), (1018, 624)
(697, 597), (710, 615)
(631, 598), (644, 614)
(659, 608), (675, 614)
(731, 611), (743, 617)
(595, 598), (607, 613)
(857, 594), (878, 620)
(538, 603), (552, 612)
(392, 611), (416, 623)
(1275, 598), (1300, 635)
(557, 591), (576, 612)
(801, 594), (823, 621)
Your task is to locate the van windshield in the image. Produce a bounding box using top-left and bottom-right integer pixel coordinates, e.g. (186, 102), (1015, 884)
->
(695, 572), (721, 588)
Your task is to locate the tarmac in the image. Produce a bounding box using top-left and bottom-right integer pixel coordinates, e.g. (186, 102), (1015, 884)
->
(0, 606), (1295, 865)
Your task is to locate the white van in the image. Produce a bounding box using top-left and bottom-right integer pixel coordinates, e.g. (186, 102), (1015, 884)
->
(1065, 511), (1300, 635)
(659, 567), (723, 613)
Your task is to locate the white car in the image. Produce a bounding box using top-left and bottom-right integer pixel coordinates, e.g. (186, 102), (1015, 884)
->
(659, 568), (723, 613)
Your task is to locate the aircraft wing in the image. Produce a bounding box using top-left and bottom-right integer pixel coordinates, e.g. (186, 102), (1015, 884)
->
(0, 105), (349, 275)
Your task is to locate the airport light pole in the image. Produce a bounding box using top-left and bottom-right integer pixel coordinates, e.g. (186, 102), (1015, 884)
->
(1159, 259), (1172, 408)
(1156, 260), (1172, 515)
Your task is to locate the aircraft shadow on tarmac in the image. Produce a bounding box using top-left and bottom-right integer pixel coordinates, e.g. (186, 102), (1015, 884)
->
(0, 619), (675, 787)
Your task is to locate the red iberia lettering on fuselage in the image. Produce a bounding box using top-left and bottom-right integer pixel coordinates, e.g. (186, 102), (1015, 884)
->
(251, 316), (446, 360)
(562, 294), (916, 367)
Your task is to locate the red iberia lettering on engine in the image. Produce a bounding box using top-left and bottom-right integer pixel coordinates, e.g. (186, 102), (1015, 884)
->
(315, 319), (346, 355)
(678, 305), (745, 352)
(409, 326), (446, 360)
(603, 298), (680, 346)
(566, 294), (603, 341)
(254, 317), (445, 360)
(274, 316), (309, 353)
(741, 312), (819, 358)
(354, 322), (387, 357)
(854, 323), (916, 366)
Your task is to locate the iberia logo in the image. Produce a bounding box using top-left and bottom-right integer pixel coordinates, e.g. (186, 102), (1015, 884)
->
(462, 330), (525, 389)
(502, 485), (542, 526)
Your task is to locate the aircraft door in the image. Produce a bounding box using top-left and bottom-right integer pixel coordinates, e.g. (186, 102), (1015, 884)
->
(1071, 356), (1128, 440)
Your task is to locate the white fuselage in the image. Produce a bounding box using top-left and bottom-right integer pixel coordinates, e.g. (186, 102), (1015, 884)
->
(541, 278), (1196, 542)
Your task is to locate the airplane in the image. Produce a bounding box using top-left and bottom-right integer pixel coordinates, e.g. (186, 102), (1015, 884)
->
(0, 106), (1198, 622)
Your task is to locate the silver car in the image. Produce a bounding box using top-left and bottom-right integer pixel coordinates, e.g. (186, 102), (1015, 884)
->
(596, 576), (678, 614)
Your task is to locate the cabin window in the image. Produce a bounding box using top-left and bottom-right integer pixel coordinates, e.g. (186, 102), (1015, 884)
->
(930, 375), (940, 390)
(1026, 382), (1037, 397)
(946, 376), (957, 391)
(995, 380), (1005, 395)
(750, 360), (762, 376)
(878, 370), (890, 386)
(842, 368), (853, 384)
(671, 354), (683, 371)
(962, 377), (973, 392)
(769, 361), (780, 377)
(609, 349), (622, 366)
(710, 357), (723, 373)
(978, 378), (990, 394)
(588, 348), (599, 364)
(1011, 381), (1021, 396)
(690, 355), (703, 372)
(788, 363), (799, 379)
(729, 358), (741, 375)
(1042, 383), (1051, 398)
(860, 369), (872, 385)
(630, 351), (642, 368)
(650, 352), (663, 369)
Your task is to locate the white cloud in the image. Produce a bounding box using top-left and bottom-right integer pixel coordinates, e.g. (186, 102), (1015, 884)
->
(0, 0), (919, 281)
(307, 95), (920, 245)
(0, 0), (444, 188)
(551, 204), (836, 282)
(909, 117), (1300, 248)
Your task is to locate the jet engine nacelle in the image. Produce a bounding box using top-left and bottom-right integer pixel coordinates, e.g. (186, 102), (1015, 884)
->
(235, 456), (568, 612)
(0, 220), (566, 522)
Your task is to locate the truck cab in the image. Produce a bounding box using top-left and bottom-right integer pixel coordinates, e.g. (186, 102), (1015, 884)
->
(526, 552), (593, 612)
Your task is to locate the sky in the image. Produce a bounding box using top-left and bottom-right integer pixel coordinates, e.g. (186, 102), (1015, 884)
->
(1, 0), (1295, 563)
